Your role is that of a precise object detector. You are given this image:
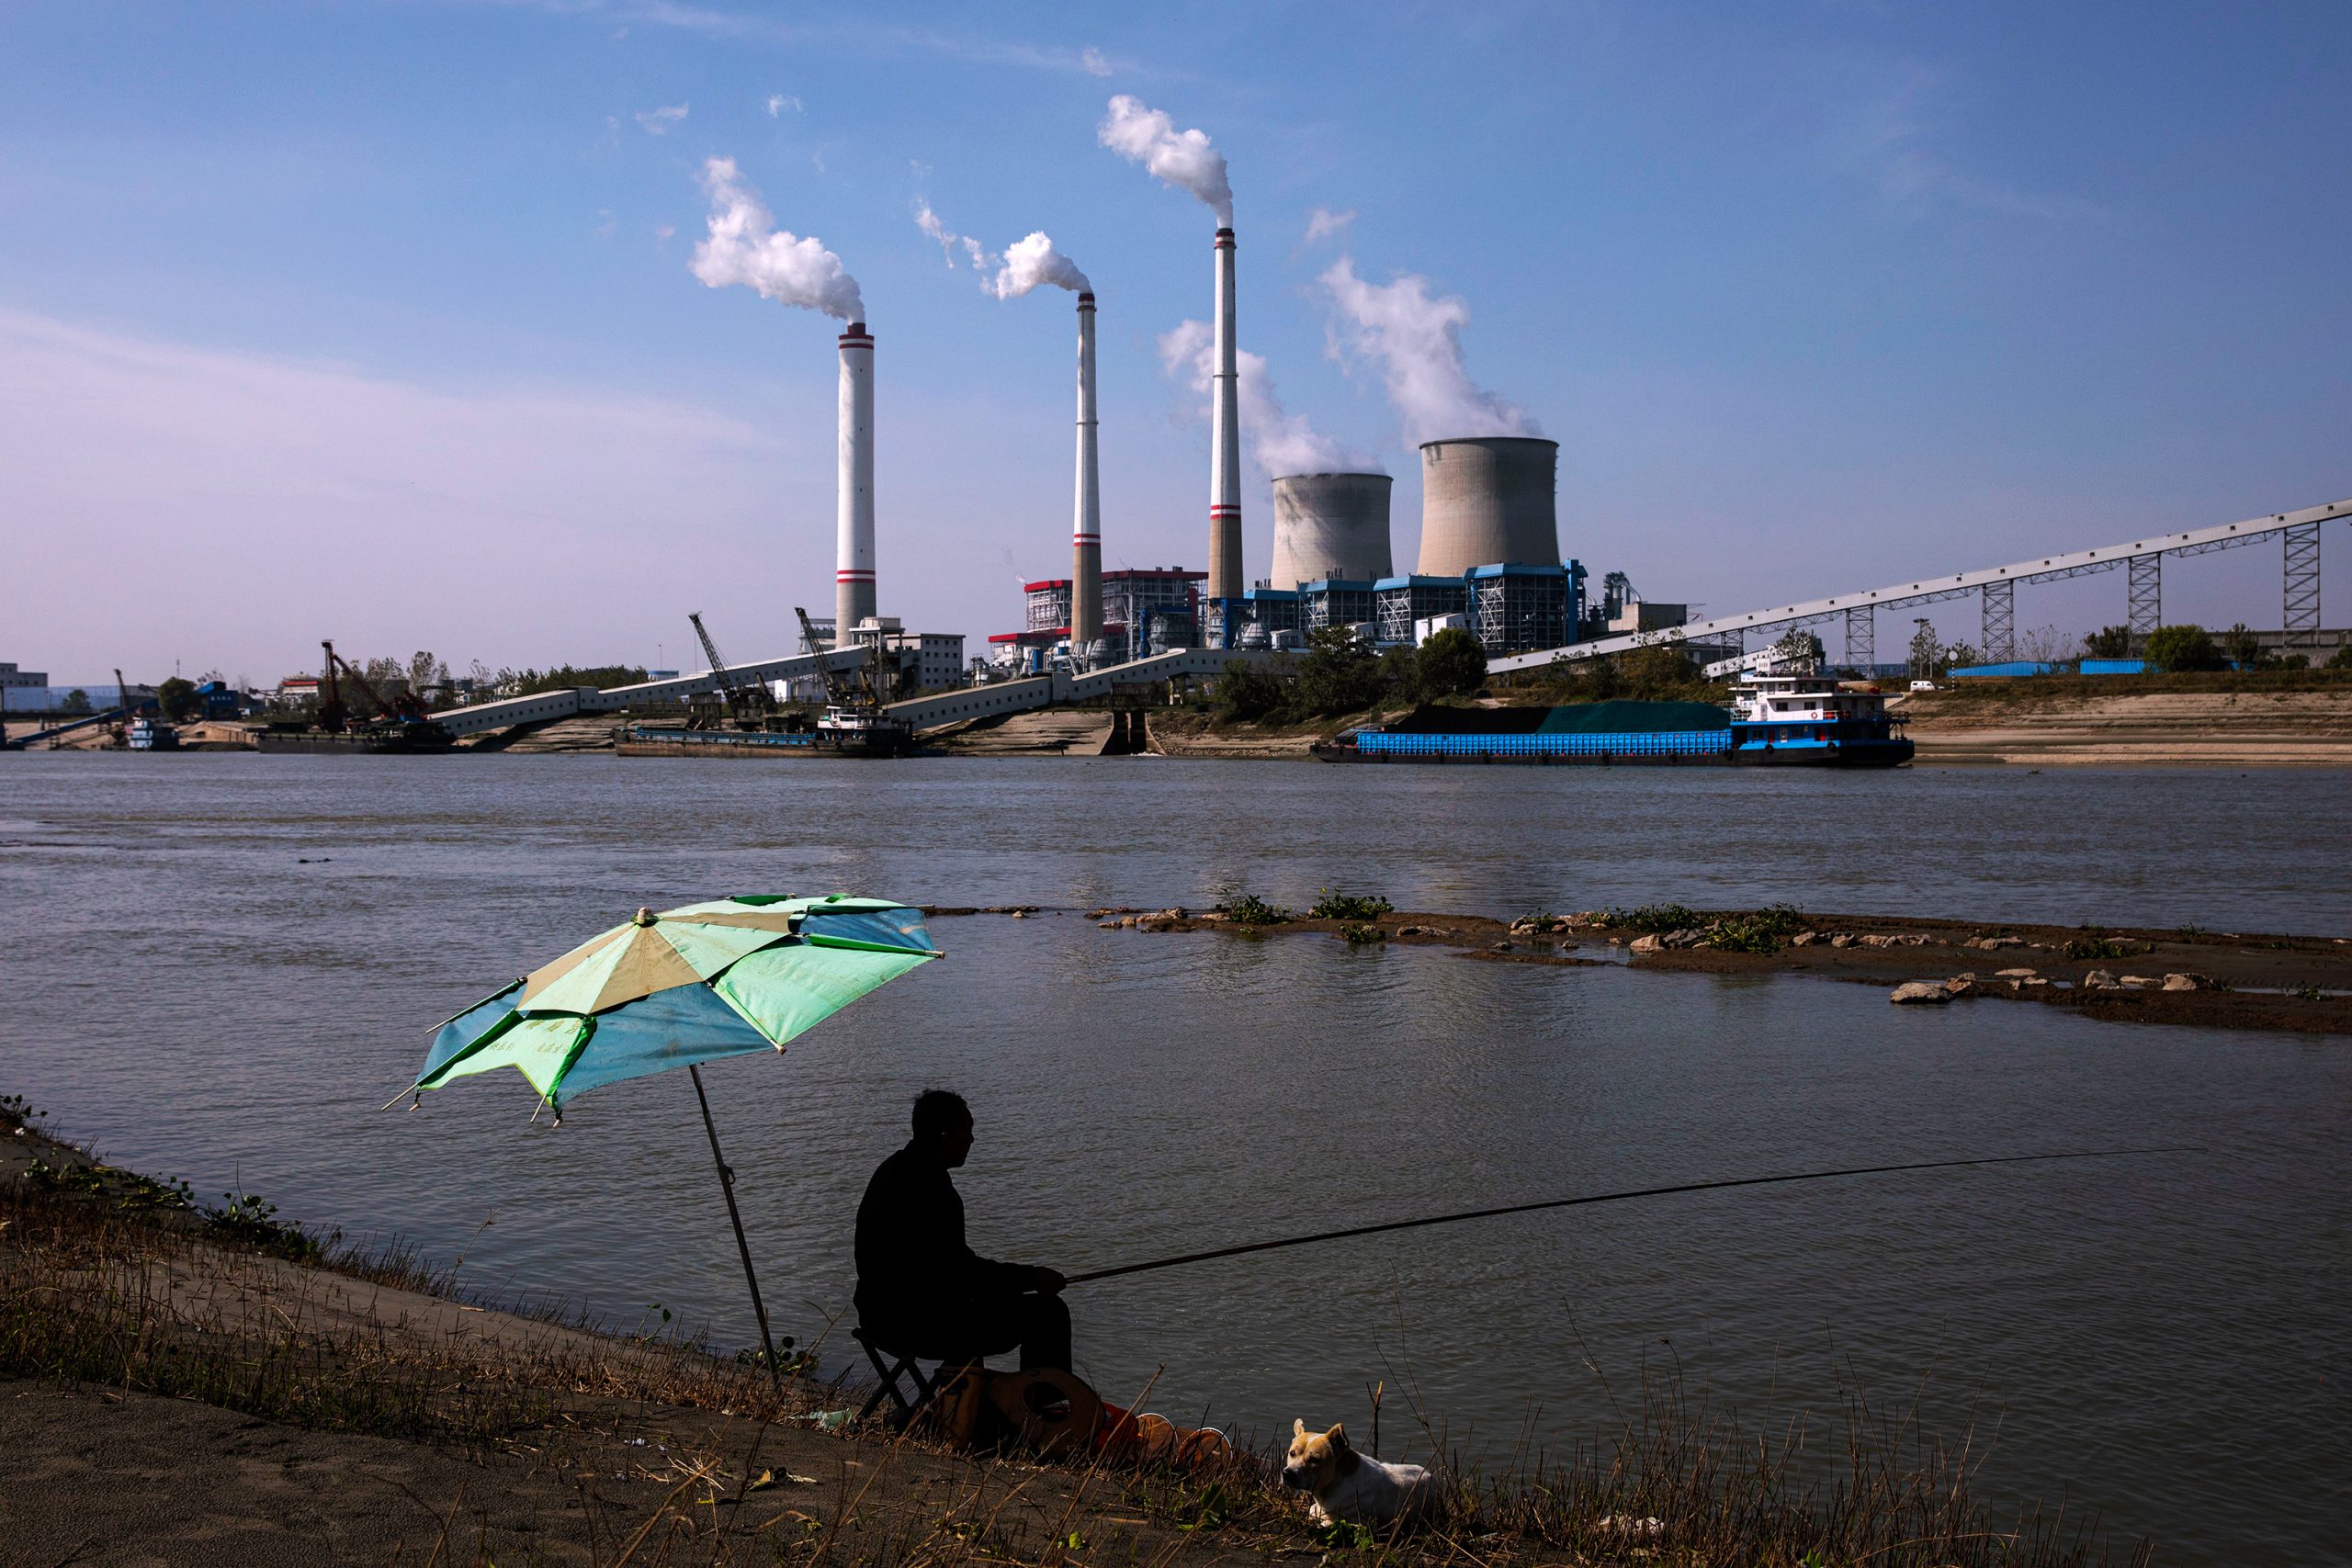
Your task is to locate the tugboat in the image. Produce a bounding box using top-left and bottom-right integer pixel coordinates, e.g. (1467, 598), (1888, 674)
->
(1726, 662), (1913, 767)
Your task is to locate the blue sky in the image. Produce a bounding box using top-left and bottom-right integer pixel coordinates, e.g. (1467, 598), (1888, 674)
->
(5, 0), (2347, 682)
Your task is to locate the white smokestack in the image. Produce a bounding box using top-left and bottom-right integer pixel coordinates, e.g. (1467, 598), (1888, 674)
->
(1071, 292), (1102, 649)
(1209, 226), (1241, 604)
(836, 322), (876, 639)
(1159, 321), (1381, 479)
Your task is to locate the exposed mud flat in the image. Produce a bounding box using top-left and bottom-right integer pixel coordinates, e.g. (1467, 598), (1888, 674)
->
(940, 904), (2352, 1036)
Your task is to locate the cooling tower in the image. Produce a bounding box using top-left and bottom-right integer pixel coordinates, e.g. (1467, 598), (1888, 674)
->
(1270, 473), (1393, 588)
(1070, 291), (1102, 649)
(1416, 437), (1558, 576)
(835, 321), (876, 637)
(1207, 227), (1242, 603)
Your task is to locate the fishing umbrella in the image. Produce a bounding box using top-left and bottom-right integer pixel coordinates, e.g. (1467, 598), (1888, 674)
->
(404, 894), (941, 1379)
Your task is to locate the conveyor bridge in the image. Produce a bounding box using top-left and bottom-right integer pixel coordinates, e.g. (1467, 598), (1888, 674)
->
(1487, 497), (2348, 675)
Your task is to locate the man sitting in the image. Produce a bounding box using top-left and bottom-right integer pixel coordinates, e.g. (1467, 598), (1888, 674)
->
(854, 1089), (1069, 1371)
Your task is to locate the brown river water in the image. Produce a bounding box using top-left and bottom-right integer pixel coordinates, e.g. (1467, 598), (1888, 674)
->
(3, 753), (2346, 1563)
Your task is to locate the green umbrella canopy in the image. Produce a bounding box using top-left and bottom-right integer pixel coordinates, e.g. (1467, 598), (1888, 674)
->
(410, 895), (938, 1113)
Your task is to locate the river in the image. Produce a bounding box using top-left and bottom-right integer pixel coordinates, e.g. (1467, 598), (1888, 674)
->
(4, 752), (2346, 1564)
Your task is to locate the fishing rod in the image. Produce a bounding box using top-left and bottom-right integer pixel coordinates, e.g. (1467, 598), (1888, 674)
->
(1064, 1146), (2191, 1287)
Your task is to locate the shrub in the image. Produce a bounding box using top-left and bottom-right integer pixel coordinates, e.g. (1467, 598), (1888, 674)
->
(1704, 903), (1807, 953)
(1212, 890), (1290, 927)
(1308, 888), (1394, 920)
(156, 676), (199, 721)
(1212, 659), (1288, 721)
(1517, 910), (1569, 933)
(1416, 627), (1487, 698)
(1291, 626), (1388, 716)
(1602, 902), (1699, 931)
(1338, 923), (1385, 946)
(2143, 624), (2222, 672)
(2064, 935), (2127, 961)
(2329, 644), (2352, 671)
(2083, 625), (2134, 659)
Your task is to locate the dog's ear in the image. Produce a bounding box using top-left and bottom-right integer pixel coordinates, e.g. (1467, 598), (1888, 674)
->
(1293, 1418), (1306, 1438)
(1325, 1423), (1350, 1452)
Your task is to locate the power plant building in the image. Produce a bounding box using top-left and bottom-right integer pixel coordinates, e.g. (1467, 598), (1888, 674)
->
(1374, 577), (1471, 646)
(1271, 473), (1393, 590)
(1000, 569), (1205, 664)
(1468, 563), (1581, 656)
(1416, 437), (1560, 577)
(1302, 579), (1379, 632)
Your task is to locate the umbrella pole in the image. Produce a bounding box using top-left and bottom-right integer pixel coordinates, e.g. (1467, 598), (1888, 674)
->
(688, 1064), (784, 1393)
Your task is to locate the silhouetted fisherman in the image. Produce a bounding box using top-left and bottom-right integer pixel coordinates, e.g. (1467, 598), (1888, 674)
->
(854, 1089), (1070, 1371)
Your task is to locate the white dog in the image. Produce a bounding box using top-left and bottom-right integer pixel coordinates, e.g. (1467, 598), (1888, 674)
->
(1282, 1419), (1433, 1527)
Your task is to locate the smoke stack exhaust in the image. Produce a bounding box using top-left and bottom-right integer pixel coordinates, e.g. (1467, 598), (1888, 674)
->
(836, 321), (876, 642)
(1071, 291), (1103, 649)
(1208, 227), (1241, 604)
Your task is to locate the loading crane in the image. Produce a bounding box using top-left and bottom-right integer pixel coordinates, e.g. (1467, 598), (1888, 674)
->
(793, 606), (866, 711)
(687, 612), (774, 729)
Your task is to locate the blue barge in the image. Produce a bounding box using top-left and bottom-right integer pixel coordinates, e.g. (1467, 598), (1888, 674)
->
(1313, 671), (1912, 768)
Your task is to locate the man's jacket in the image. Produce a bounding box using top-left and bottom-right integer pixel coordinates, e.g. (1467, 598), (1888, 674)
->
(854, 1143), (1030, 1330)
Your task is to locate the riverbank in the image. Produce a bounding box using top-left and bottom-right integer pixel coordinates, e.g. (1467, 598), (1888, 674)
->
(1898, 680), (2352, 766)
(1001, 902), (2352, 1036)
(3, 1103), (2153, 1567)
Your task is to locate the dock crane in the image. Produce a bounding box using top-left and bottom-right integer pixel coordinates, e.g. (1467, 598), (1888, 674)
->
(687, 612), (773, 729)
(314, 640), (443, 736)
(793, 606), (869, 711)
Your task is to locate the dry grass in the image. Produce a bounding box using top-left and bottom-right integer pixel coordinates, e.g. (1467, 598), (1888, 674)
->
(0, 1121), (2154, 1568)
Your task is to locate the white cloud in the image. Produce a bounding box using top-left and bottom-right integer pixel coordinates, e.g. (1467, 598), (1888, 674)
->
(765, 93), (803, 116)
(635, 102), (689, 135)
(1843, 68), (2107, 223)
(0, 309), (794, 676)
(1302, 207), (1355, 245)
(1080, 46), (1111, 77)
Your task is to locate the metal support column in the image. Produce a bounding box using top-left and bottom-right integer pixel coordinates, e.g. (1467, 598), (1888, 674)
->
(1844, 605), (1874, 673)
(1981, 581), (2014, 663)
(2283, 522), (2320, 658)
(2127, 554), (2162, 644)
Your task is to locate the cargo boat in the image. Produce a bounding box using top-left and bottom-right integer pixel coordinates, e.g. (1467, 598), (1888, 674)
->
(621, 705), (918, 760)
(255, 722), (455, 755)
(1312, 671), (1911, 768)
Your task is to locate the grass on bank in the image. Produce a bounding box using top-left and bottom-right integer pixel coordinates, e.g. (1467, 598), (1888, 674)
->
(0, 1100), (2150, 1568)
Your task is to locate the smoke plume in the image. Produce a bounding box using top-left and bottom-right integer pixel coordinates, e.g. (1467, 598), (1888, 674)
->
(914, 199), (986, 270)
(1318, 254), (1537, 444)
(690, 157), (865, 321)
(911, 207), (1089, 299)
(1159, 319), (1380, 477)
(986, 231), (1090, 299)
(1099, 96), (1233, 223)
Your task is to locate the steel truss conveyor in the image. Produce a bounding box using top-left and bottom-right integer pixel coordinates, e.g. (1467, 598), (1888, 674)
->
(1485, 498), (2348, 675)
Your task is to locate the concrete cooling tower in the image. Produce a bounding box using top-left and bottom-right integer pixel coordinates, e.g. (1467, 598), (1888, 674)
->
(1416, 437), (1559, 576)
(1270, 473), (1393, 587)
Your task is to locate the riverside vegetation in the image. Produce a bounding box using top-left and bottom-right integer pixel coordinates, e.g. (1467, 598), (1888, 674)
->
(0, 1093), (2156, 1567)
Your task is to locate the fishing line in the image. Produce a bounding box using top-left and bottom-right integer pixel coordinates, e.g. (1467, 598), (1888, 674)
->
(1063, 1146), (2193, 1286)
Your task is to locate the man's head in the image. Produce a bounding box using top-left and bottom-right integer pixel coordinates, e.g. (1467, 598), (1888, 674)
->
(910, 1089), (974, 1168)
